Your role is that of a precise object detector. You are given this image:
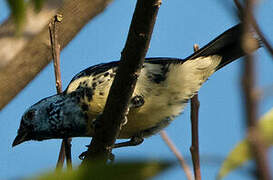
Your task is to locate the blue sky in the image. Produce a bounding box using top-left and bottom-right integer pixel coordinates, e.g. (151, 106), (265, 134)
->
(0, 0), (272, 179)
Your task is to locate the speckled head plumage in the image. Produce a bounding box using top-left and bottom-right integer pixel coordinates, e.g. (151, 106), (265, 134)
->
(13, 93), (89, 146)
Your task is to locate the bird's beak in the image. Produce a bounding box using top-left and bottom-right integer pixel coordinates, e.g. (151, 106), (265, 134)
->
(12, 132), (28, 147)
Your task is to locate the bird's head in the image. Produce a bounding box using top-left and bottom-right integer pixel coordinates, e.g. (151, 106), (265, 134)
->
(13, 93), (89, 147)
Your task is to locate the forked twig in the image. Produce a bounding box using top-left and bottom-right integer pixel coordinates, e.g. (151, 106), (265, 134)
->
(160, 131), (193, 180)
(190, 44), (201, 180)
(49, 14), (72, 170)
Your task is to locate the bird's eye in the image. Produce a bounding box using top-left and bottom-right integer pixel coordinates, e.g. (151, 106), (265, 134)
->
(24, 110), (35, 120)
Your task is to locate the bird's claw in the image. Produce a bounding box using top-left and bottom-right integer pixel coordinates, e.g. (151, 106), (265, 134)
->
(78, 150), (115, 162)
(79, 151), (87, 160)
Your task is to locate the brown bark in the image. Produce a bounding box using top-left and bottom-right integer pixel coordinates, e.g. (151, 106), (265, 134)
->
(190, 45), (201, 180)
(241, 0), (272, 179)
(0, 0), (113, 111)
(81, 0), (162, 164)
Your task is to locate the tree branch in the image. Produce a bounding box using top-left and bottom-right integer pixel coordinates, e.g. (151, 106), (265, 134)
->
(190, 44), (201, 180)
(81, 0), (162, 164)
(49, 15), (72, 170)
(63, 137), (72, 169)
(241, 0), (272, 179)
(49, 15), (62, 94)
(160, 131), (193, 180)
(0, 0), (113, 111)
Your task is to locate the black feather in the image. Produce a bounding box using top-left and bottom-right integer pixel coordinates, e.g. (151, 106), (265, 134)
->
(185, 24), (260, 70)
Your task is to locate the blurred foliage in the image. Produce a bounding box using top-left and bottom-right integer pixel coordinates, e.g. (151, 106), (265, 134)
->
(6, 0), (45, 34)
(31, 0), (44, 12)
(7, 0), (27, 33)
(30, 160), (172, 180)
(217, 108), (273, 179)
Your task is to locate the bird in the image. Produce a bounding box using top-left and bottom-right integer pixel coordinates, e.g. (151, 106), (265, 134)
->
(13, 24), (260, 148)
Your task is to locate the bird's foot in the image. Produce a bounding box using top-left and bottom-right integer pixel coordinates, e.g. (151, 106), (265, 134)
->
(78, 148), (115, 163)
(112, 136), (144, 149)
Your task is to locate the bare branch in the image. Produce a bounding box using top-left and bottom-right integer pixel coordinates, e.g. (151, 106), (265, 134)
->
(81, 0), (162, 164)
(64, 137), (72, 170)
(49, 15), (72, 170)
(49, 16), (62, 94)
(190, 44), (201, 180)
(241, 0), (272, 179)
(160, 131), (193, 180)
(0, 0), (114, 111)
(56, 140), (65, 170)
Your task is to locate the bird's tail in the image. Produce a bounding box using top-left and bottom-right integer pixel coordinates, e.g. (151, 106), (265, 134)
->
(185, 24), (261, 70)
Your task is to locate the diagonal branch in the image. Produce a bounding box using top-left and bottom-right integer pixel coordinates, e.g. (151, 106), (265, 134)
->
(0, 0), (114, 111)
(81, 0), (162, 164)
(160, 131), (193, 180)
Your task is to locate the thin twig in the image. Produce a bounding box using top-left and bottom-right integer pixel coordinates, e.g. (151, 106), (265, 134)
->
(190, 95), (201, 180)
(0, 0), (114, 111)
(233, 0), (243, 14)
(241, 0), (272, 179)
(56, 137), (72, 170)
(234, 0), (273, 59)
(49, 15), (72, 170)
(81, 0), (162, 164)
(160, 131), (193, 180)
(190, 44), (201, 180)
(56, 140), (66, 170)
(64, 137), (72, 170)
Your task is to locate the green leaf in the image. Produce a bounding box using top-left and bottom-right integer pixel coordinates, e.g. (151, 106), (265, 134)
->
(32, 160), (172, 180)
(217, 108), (273, 179)
(7, 0), (27, 33)
(31, 0), (44, 12)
